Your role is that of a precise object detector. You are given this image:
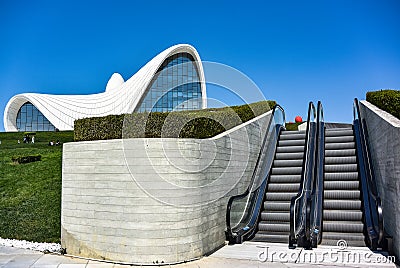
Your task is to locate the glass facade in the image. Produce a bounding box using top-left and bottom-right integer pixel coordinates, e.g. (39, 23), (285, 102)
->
(136, 53), (202, 112)
(16, 102), (56, 131)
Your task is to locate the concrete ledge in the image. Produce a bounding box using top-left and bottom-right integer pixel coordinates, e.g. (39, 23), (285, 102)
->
(62, 111), (272, 264)
(359, 100), (400, 260)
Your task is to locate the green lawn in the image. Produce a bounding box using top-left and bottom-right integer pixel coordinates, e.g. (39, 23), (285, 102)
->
(0, 131), (74, 243)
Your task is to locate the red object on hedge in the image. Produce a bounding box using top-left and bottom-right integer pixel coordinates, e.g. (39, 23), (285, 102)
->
(295, 116), (302, 123)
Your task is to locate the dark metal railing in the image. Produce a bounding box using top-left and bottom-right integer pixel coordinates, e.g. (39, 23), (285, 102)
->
(309, 101), (324, 248)
(353, 98), (384, 249)
(225, 104), (285, 244)
(289, 102), (316, 249)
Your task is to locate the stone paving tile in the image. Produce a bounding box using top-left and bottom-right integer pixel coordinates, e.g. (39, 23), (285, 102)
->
(33, 253), (88, 266)
(86, 260), (116, 268)
(0, 254), (42, 268)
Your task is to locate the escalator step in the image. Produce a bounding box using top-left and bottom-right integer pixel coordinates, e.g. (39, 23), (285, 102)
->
(323, 210), (363, 221)
(258, 222), (289, 232)
(326, 136), (354, 143)
(265, 192), (296, 201)
(324, 190), (360, 199)
(324, 200), (361, 210)
(271, 167), (302, 175)
(321, 238), (366, 247)
(322, 232), (365, 243)
(275, 152), (304, 160)
(252, 232), (288, 243)
(324, 164), (358, 172)
(325, 129), (353, 137)
(276, 146), (305, 153)
(273, 159), (303, 167)
(323, 221), (364, 233)
(325, 149), (356, 157)
(264, 201), (290, 211)
(269, 175), (301, 183)
(324, 172), (359, 181)
(279, 133), (306, 140)
(281, 130), (306, 135)
(261, 212), (290, 222)
(325, 156), (357, 165)
(324, 181), (359, 190)
(278, 139), (305, 147)
(268, 183), (300, 192)
(325, 142), (355, 150)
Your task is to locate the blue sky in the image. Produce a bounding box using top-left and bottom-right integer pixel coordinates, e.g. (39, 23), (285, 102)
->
(1, 0), (399, 131)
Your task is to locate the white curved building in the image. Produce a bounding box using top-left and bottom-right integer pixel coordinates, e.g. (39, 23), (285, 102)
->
(3, 44), (207, 132)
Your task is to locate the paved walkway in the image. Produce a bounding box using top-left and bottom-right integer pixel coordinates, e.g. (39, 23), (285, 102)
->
(0, 243), (398, 267)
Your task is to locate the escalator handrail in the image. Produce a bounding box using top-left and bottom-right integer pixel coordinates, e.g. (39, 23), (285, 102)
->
(226, 104), (285, 237)
(353, 98), (384, 245)
(289, 101), (316, 247)
(309, 100), (325, 247)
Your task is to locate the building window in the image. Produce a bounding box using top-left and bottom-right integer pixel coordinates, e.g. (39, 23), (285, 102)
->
(16, 102), (56, 131)
(136, 53), (202, 112)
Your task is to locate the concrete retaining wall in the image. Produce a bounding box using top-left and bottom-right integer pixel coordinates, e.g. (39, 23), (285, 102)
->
(360, 100), (400, 259)
(61, 111), (272, 264)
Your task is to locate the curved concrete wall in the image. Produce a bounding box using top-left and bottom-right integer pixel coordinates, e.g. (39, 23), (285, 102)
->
(360, 100), (400, 259)
(61, 110), (272, 264)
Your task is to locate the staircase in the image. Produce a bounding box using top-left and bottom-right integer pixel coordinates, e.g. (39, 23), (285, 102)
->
(252, 130), (306, 243)
(322, 127), (366, 246)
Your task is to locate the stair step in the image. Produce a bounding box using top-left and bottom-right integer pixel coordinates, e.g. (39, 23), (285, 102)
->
(279, 133), (306, 140)
(324, 181), (359, 190)
(281, 130), (306, 135)
(252, 232), (288, 243)
(260, 212), (290, 222)
(324, 164), (358, 173)
(325, 172), (359, 181)
(325, 129), (353, 137)
(276, 146), (305, 153)
(324, 190), (361, 199)
(258, 222), (289, 232)
(325, 142), (355, 150)
(268, 183), (300, 192)
(325, 156), (357, 165)
(325, 149), (356, 157)
(322, 232), (365, 242)
(269, 175), (301, 183)
(264, 201), (290, 211)
(265, 192), (296, 201)
(273, 159), (303, 167)
(323, 221), (364, 233)
(278, 139), (305, 147)
(323, 210), (363, 221)
(275, 152), (304, 160)
(326, 136), (354, 143)
(271, 167), (302, 175)
(324, 200), (361, 210)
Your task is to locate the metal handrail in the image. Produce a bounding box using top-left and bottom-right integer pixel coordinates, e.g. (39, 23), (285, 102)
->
(289, 101), (316, 249)
(226, 104), (285, 244)
(353, 98), (384, 248)
(309, 101), (325, 247)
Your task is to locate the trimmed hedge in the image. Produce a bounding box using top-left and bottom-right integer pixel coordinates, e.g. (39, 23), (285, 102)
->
(74, 100), (276, 141)
(12, 155), (42, 164)
(366, 90), (400, 119)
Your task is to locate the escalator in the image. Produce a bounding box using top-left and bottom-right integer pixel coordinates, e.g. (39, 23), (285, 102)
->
(322, 126), (366, 246)
(309, 99), (388, 251)
(251, 129), (305, 243)
(226, 103), (315, 245)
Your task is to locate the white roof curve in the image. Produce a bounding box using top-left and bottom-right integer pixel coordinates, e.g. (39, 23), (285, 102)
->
(3, 44), (207, 131)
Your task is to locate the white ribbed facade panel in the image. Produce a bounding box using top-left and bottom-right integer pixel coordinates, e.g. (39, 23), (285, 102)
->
(3, 44), (207, 131)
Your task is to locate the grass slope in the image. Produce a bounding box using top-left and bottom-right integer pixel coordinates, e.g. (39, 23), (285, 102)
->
(0, 131), (74, 243)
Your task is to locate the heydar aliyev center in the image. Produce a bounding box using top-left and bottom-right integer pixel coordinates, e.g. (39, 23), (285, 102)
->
(3, 44), (207, 132)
